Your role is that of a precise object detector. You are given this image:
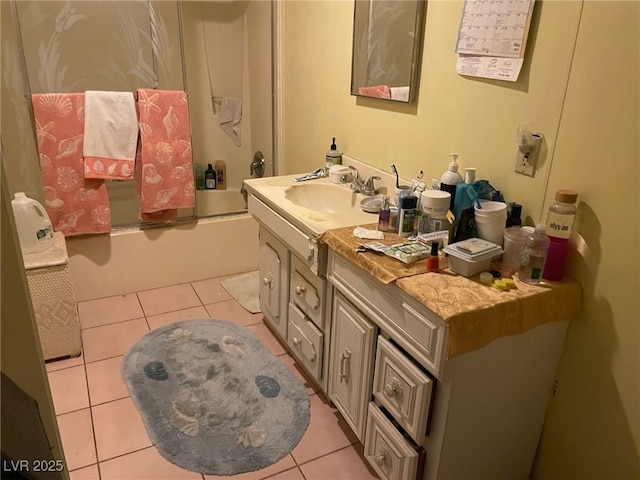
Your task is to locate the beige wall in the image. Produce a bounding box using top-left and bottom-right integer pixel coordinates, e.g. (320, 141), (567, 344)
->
(281, 1), (639, 478)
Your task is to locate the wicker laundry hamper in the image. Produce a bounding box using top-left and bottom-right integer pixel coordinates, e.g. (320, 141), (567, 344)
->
(23, 232), (81, 361)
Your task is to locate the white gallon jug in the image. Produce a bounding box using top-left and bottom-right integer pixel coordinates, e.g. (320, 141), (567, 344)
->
(11, 192), (54, 254)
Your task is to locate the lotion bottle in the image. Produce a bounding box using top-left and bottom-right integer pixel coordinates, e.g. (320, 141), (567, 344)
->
(440, 153), (463, 211)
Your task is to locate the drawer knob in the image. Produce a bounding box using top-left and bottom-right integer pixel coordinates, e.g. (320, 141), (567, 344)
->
(292, 337), (301, 347)
(383, 378), (403, 399)
(262, 275), (273, 288)
(374, 448), (391, 468)
(295, 285), (306, 295)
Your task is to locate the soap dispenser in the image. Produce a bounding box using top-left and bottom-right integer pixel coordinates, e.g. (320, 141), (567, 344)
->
(325, 138), (342, 173)
(440, 153), (463, 211)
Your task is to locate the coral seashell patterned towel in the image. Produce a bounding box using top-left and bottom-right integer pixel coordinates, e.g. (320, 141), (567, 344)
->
(136, 89), (195, 222)
(31, 93), (111, 236)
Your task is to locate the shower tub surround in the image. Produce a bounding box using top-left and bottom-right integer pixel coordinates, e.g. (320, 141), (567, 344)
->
(244, 158), (582, 480)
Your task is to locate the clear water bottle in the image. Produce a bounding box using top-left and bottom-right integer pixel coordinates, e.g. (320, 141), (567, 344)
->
(543, 190), (577, 281)
(519, 224), (550, 284)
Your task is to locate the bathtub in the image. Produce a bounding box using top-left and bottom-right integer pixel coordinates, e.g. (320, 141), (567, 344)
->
(66, 212), (258, 301)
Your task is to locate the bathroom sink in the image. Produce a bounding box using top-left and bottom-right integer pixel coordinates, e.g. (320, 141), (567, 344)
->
(284, 184), (360, 214)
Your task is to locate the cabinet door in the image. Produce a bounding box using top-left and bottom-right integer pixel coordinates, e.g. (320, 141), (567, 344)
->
(258, 228), (288, 339)
(329, 291), (376, 441)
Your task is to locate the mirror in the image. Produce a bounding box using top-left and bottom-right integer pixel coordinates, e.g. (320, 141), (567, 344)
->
(351, 0), (426, 103)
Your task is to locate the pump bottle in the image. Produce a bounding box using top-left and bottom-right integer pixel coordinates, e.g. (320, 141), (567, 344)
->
(325, 138), (342, 173)
(440, 153), (463, 211)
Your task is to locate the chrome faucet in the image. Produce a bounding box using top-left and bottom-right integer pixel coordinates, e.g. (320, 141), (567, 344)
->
(348, 166), (380, 196)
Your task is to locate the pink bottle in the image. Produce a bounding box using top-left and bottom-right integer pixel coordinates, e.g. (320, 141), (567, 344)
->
(542, 190), (578, 281)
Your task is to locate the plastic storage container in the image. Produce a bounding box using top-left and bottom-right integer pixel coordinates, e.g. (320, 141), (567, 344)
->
(502, 226), (535, 276)
(444, 238), (502, 277)
(519, 224), (550, 284)
(11, 192), (54, 254)
(420, 189), (451, 233)
(543, 189), (577, 281)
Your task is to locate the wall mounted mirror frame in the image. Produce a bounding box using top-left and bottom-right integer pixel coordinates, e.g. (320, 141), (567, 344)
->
(350, 0), (426, 104)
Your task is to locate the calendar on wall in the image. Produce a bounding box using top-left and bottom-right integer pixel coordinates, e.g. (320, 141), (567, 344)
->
(455, 0), (535, 81)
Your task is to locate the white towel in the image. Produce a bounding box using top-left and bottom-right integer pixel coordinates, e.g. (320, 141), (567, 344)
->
(390, 86), (411, 102)
(83, 91), (138, 180)
(219, 96), (242, 147)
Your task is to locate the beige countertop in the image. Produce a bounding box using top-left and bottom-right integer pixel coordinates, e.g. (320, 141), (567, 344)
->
(322, 225), (583, 358)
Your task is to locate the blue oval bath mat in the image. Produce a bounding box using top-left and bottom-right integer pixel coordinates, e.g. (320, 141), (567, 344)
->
(121, 319), (310, 475)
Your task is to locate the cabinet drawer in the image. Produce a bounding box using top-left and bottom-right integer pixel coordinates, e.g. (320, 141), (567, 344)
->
(287, 303), (323, 382)
(373, 336), (434, 443)
(290, 255), (324, 330)
(328, 251), (447, 378)
(365, 402), (421, 480)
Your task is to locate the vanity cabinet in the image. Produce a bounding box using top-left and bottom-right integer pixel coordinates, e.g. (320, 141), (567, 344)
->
(328, 291), (377, 441)
(326, 248), (571, 480)
(258, 227), (289, 340)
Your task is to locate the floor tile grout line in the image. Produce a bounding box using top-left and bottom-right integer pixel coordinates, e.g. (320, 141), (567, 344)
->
(80, 316), (148, 331)
(96, 443), (155, 468)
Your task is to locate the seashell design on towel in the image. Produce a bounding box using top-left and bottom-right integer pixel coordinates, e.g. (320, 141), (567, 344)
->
(92, 160), (104, 173)
(139, 122), (152, 138)
(56, 166), (81, 192)
(183, 180), (195, 198)
(44, 186), (65, 210)
(74, 188), (97, 204)
(76, 95), (84, 124)
(39, 93), (72, 117)
(107, 163), (117, 176)
(35, 119), (56, 147)
(39, 153), (52, 171)
(56, 134), (84, 160)
(121, 163), (133, 178)
(174, 91), (188, 105)
(179, 139), (192, 157)
(142, 164), (163, 185)
(57, 210), (85, 230)
(155, 142), (175, 165)
(91, 205), (111, 226)
(237, 425), (267, 448)
(170, 165), (191, 180)
(170, 401), (200, 437)
(163, 106), (179, 138)
(154, 187), (178, 207)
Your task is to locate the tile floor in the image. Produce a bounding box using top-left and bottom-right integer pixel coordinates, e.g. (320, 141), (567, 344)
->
(46, 274), (379, 480)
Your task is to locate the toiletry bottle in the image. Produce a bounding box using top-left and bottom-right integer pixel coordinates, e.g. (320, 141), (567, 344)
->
(205, 163), (217, 189)
(440, 153), (463, 211)
(377, 195), (390, 231)
(195, 164), (205, 190)
(542, 189), (577, 281)
(519, 224), (550, 284)
(215, 160), (227, 190)
(506, 203), (523, 227)
(427, 242), (440, 272)
(325, 138), (342, 173)
(452, 168), (478, 222)
(398, 195), (418, 236)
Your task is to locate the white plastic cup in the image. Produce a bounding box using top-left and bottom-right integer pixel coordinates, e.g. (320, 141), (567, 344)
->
(474, 201), (507, 246)
(394, 185), (411, 207)
(502, 226), (535, 275)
